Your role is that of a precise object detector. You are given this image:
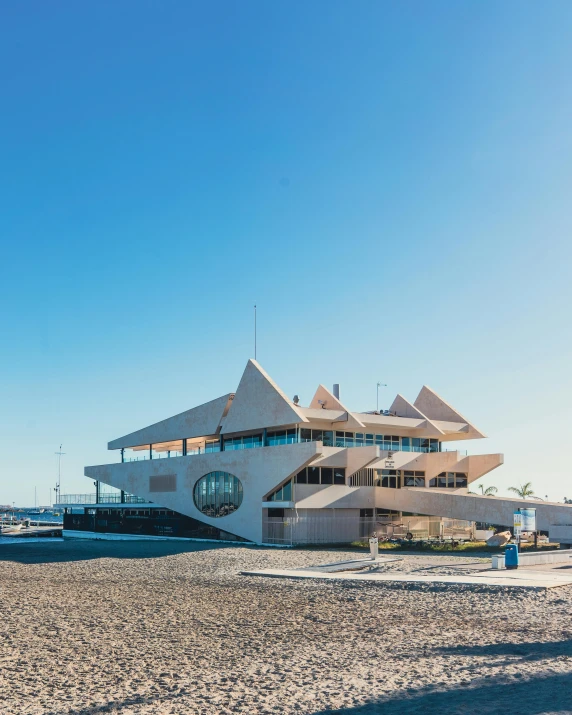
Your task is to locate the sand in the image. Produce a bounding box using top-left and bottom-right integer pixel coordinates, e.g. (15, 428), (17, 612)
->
(1, 540), (572, 714)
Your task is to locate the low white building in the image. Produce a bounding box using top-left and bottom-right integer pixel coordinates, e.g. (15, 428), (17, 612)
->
(60, 360), (572, 545)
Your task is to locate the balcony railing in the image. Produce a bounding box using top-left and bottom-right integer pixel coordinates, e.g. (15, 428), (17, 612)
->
(58, 494), (150, 505)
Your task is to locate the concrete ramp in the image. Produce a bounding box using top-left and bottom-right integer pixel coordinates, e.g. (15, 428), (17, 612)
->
(374, 488), (572, 542)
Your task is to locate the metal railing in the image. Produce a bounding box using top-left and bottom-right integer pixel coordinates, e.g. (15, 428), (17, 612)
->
(263, 515), (475, 545)
(57, 494), (150, 505)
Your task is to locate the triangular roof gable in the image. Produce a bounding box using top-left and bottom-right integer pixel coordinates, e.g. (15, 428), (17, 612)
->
(414, 386), (486, 438)
(310, 384), (365, 429)
(221, 360), (308, 434)
(390, 394), (445, 436)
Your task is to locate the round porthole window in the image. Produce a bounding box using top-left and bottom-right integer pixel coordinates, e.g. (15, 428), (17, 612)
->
(193, 471), (243, 518)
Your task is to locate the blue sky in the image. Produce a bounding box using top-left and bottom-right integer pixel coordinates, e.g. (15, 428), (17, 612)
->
(1, 1), (571, 506)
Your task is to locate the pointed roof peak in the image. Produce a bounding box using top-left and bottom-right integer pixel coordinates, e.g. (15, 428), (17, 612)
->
(389, 393), (445, 435)
(309, 384), (365, 429)
(414, 385), (486, 438)
(221, 360), (308, 434)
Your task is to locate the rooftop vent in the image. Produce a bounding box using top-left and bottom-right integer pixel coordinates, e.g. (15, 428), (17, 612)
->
(333, 383), (340, 399)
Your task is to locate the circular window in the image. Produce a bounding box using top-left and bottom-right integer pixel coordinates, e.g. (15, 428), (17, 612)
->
(193, 471), (243, 518)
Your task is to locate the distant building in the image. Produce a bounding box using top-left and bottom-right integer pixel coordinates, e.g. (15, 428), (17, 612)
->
(59, 360), (572, 545)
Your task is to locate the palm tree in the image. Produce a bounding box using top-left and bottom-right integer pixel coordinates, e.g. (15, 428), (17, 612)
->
(478, 484), (498, 496)
(468, 483), (498, 496)
(508, 482), (535, 499)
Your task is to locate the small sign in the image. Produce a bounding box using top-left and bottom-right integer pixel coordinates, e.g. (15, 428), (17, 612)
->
(385, 460), (395, 468)
(513, 511), (522, 533)
(521, 508), (537, 532)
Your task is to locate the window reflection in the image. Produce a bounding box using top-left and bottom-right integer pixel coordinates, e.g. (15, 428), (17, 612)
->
(429, 472), (468, 488)
(193, 472), (243, 517)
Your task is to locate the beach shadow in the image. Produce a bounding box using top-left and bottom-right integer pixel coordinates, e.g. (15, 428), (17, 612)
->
(41, 670), (572, 715)
(433, 638), (572, 662)
(311, 671), (572, 714)
(0, 539), (239, 564)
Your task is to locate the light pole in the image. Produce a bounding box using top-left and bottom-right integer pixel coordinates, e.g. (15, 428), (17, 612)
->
(55, 444), (65, 502)
(377, 382), (387, 412)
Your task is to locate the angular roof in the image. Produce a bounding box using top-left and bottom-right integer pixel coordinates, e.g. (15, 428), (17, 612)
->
(220, 360), (308, 434)
(414, 385), (486, 438)
(309, 384), (365, 429)
(108, 393), (233, 449)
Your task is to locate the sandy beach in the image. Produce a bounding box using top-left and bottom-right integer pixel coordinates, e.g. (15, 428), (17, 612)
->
(1, 540), (572, 714)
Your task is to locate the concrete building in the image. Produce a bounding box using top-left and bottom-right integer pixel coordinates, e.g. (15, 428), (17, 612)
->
(60, 360), (572, 545)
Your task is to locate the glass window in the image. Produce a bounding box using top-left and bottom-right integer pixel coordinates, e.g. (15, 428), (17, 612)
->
(321, 468), (333, 484)
(268, 486), (281, 501)
(296, 468), (307, 484)
(335, 431), (345, 447)
(355, 433), (364, 446)
(455, 473), (468, 488)
(282, 480), (292, 501)
(307, 467), (320, 484)
(365, 434), (374, 446)
(375, 435), (383, 446)
(412, 438), (421, 452)
(345, 432), (355, 448)
(437, 475), (447, 488)
(429, 478), (436, 487)
(300, 428), (312, 442)
(268, 508), (284, 518)
(193, 472), (243, 518)
(429, 439), (439, 453)
(323, 431), (334, 447)
(421, 439), (430, 452)
(404, 470), (414, 476)
(334, 468), (345, 485)
(360, 508), (374, 518)
(414, 477), (425, 487)
(403, 475), (416, 487)
(447, 472), (455, 488)
(312, 430), (323, 443)
(401, 437), (411, 452)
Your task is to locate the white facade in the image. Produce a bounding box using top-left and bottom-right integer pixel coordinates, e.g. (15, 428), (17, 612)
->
(78, 360), (572, 545)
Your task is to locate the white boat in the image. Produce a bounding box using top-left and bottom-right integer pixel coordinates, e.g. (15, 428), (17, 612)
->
(0, 523), (23, 533)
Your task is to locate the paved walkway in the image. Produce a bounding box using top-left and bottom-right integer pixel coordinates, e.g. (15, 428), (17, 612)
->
(241, 565), (572, 590)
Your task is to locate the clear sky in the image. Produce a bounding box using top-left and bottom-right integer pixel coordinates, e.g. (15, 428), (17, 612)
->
(1, 1), (571, 506)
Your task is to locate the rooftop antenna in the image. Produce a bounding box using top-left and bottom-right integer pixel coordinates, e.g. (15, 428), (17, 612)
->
(55, 443), (65, 503)
(254, 304), (257, 361)
(376, 382), (387, 412)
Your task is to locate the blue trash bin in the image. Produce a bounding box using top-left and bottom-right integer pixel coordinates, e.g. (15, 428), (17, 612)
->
(505, 543), (519, 570)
